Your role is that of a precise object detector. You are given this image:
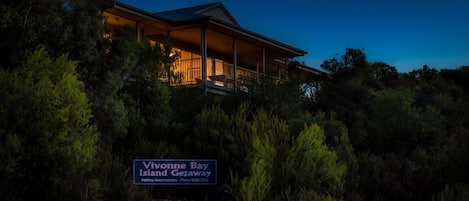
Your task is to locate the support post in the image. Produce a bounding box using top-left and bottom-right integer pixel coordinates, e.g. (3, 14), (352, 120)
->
(256, 59), (260, 82)
(136, 21), (141, 43)
(201, 26), (207, 92)
(262, 48), (266, 92)
(233, 38), (237, 91)
(285, 57), (289, 81)
(262, 48), (266, 76)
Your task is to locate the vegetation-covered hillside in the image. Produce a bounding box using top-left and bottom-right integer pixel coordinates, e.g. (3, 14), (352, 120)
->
(1, 1), (468, 200)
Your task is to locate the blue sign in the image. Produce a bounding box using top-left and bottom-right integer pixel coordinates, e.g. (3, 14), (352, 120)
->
(133, 159), (217, 185)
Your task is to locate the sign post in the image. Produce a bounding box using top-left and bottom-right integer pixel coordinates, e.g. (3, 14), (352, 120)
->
(133, 159), (217, 185)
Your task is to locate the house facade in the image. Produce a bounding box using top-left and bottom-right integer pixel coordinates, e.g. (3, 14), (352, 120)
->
(104, 1), (311, 94)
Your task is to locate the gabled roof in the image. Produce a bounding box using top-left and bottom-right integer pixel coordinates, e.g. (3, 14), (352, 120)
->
(154, 2), (240, 27)
(107, 1), (307, 57)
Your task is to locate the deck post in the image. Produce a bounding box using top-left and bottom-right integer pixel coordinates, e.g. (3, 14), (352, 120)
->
(256, 59), (260, 82)
(233, 38), (237, 92)
(136, 21), (141, 43)
(262, 48), (266, 76)
(262, 48), (266, 92)
(201, 26), (207, 92)
(285, 57), (289, 81)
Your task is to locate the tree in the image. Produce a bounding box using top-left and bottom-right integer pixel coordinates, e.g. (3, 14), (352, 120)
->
(190, 105), (233, 183)
(440, 66), (469, 96)
(367, 61), (399, 88)
(227, 104), (345, 200)
(0, 0), (108, 68)
(433, 183), (469, 201)
(357, 153), (416, 201)
(0, 47), (99, 201)
(229, 137), (276, 201)
(279, 124), (346, 200)
(321, 48), (367, 76)
(363, 88), (444, 153)
(0, 0), (68, 67)
(316, 49), (373, 128)
(93, 29), (178, 201)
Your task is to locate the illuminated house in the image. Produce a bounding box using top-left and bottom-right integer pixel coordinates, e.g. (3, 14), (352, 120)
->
(104, 1), (312, 94)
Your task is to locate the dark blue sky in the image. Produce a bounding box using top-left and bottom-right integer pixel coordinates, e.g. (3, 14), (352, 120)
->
(121, 0), (469, 72)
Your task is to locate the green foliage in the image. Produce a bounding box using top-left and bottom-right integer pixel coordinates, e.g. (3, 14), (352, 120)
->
(321, 48), (367, 75)
(0, 0), (64, 67)
(90, 27), (139, 145)
(432, 184), (469, 201)
(229, 137), (276, 201)
(367, 62), (399, 87)
(65, 0), (107, 64)
(315, 74), (371, 128)
(316, 49), (401, 133)
(1, 1), (469, 200)
(276, 188), (342, 201)
(96, 153), (152, 201)
(365, 153), (417, 201)
(94, 26), (179, 201)
(249, 109), (291, 146)
(230, 102), (253, 148)
(440, 66), (469, 96)
(0, 0), (106, 68)
(0, 47), (99, 201)
(432, 94), (469, 135)
(291, 112), (359, 200)
(288, 112), (316, 137)
(193, 105), (232, 160)
(282, 124), (345, 197)
(136, 80), (174, 138)
(227, 104), (346, 201)
(364, 88), (445, 153)
(409, 148), (447, 201)
(334, 132), (360, 201)
(444, 130), (469, 184)
(254, 77), (307, 120)
(134, 140), (182, 159)
(230, 103), (292, 175)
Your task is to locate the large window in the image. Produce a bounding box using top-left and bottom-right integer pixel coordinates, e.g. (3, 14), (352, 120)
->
(170, 48), (235, 88)
(169, 48), (262, 91)
(171, 48), (202, 85)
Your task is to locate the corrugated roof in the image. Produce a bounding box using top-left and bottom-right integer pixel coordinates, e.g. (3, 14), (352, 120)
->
(154, 3), (219, 23)
(109, 1), (307, 56)
(154, 2), (240, 27)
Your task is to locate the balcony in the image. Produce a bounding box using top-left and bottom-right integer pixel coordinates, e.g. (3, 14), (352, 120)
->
(170, 58), (202, 86)
(169, 58), (257, 93)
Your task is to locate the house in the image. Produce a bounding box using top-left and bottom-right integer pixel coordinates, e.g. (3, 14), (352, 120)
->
(104, 1), (319, 94)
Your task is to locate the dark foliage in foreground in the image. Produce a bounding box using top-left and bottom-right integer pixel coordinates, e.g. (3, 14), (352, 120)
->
(1, 1), (468, 200)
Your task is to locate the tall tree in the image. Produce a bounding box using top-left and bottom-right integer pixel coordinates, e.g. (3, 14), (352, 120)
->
(363, 88), (444, 153)
(316, 48), (373, 130)
(279, 124), (346, 200)
(0, 47), (99, 201)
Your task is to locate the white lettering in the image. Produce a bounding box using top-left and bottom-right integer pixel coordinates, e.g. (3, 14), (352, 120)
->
(190, 162), (209, 170)
(142, 162), (187, 170)
(170, 170), (212, 178)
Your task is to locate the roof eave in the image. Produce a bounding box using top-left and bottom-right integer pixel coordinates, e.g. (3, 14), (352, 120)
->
(209, 19), (307, 57)
(109, 1), (307, 58)
(195, 2), (241, 28)
(165, 16), (212, 27)
(295, 64), (331, 78)
(110, 1), (171, 25)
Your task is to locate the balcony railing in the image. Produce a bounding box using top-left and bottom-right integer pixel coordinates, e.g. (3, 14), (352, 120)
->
(168, 58), (259, 92)
(170, 58), (202, 86)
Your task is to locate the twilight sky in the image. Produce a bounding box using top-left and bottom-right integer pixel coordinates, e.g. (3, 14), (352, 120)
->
(120, 0), (469, 72)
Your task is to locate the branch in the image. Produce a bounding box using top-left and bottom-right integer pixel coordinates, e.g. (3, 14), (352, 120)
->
(23, 0), (33, 26)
